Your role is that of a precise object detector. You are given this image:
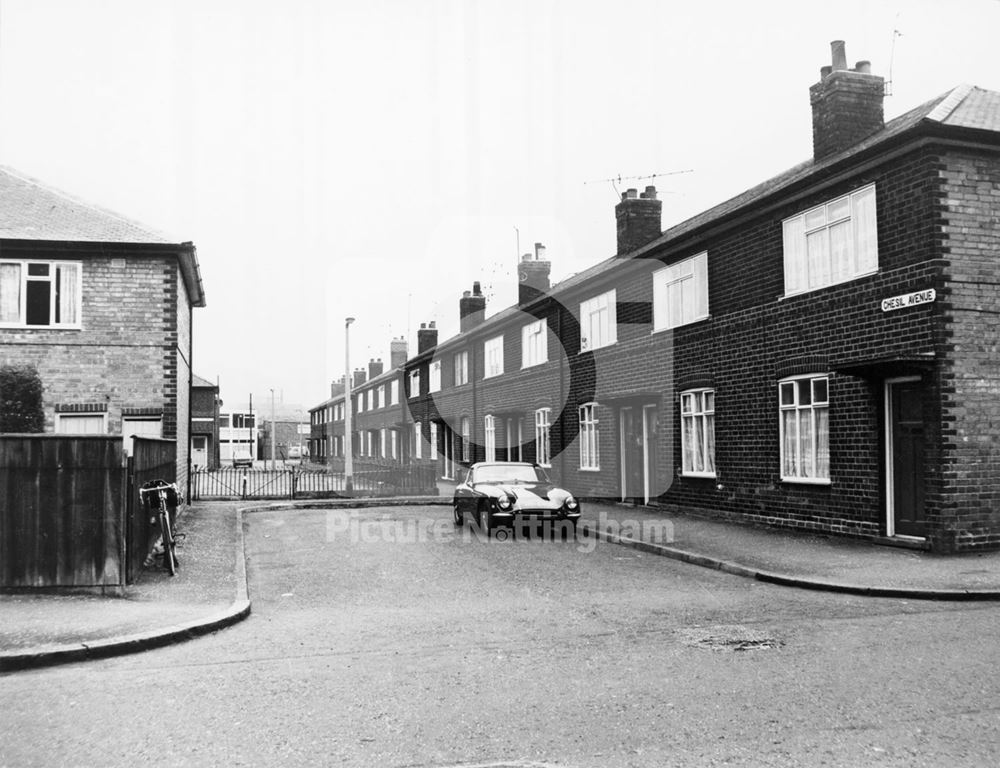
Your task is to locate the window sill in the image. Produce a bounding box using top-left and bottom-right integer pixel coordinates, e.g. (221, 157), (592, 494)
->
(681, 471), (717, 480)
(781, 268), (879, 300)
(0, 324), (82, 331)
(579, 466), (601, 472)
(651, 315), (710, 335)
(521, 361), (549, 370)
(780, 476), (831, 486)
(578, 344), (615, 355)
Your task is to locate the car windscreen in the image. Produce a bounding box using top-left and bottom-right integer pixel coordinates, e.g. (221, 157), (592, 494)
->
(473, 465), (547, 485)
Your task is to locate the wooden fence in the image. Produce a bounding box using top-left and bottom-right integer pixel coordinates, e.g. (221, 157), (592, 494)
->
(0, 434), (178, 589)
(0, 436), (125, 589)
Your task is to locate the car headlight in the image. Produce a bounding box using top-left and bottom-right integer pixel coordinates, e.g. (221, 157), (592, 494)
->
(496, 495), (513, 510)
(565, 496), (579, 511)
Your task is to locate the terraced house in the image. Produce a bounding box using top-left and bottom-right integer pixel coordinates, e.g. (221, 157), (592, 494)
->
(0, 166), (205, 497)
(404, 42), (1000, 553)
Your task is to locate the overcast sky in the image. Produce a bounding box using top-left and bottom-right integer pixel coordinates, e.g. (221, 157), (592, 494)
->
(1, 0), (998, 414)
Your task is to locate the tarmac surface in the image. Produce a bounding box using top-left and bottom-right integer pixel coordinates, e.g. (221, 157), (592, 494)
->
(4, 496), (1000, 671)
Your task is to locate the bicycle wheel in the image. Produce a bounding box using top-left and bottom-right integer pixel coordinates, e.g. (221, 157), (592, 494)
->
(159, 507), (178, 576)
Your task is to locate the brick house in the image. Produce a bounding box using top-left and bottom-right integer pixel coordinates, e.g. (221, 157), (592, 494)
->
(0, 166), (205, 498)
(191, 374), (221, 469)
(309, 338), (409, 464)
(403, 42), (1000, 553)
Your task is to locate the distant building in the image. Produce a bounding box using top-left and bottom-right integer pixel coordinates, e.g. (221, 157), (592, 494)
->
(191, 375), (221, 469)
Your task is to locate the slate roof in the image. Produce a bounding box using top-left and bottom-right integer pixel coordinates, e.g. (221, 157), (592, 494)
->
(0, 165), (206, 307)
(192, 374), (218, 389)
(418, 84), (1000, 359)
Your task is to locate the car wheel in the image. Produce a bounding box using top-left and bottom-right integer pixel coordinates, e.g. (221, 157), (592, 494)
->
(453, 501), (464, 527)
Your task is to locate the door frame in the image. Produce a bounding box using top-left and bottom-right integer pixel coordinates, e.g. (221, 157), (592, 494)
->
(884, 375), (925, 540)
(619, 404), (657, 504)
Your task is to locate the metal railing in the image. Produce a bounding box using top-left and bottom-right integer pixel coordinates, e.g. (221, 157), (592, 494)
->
(191, 464), (438, 501)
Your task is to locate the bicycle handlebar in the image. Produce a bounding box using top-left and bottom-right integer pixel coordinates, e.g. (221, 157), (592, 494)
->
(139, 481), (179, 497)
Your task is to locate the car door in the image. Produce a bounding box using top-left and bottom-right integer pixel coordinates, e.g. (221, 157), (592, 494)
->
(455, 467), (477, 516)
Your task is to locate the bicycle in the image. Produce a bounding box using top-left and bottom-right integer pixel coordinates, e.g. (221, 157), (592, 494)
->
(139, 480), (181, 576)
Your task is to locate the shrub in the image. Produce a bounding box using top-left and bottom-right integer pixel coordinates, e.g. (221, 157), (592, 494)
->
(0, 364), (45, 433)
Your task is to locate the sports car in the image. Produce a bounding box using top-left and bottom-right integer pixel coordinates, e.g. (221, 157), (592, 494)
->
(453, 461), (581, 538)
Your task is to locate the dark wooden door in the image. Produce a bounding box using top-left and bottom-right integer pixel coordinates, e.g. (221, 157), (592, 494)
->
(621, 407), (643, 502)
(890, 381), (926, 537)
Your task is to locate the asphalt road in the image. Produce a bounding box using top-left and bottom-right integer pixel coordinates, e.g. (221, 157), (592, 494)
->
(3, 505), (1000, 767)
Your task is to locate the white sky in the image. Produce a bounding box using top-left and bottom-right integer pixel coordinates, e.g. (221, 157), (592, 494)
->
(1, 0), (998, 412)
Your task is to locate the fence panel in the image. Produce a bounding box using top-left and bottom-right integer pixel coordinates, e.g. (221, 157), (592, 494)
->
(0, 436), (125, 588)
(127, 437), (177, 584)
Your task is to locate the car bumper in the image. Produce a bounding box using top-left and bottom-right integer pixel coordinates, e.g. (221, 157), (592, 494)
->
(490, 510), (581, 524)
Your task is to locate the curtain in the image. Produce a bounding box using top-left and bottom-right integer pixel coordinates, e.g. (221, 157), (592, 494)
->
(58, 264), (79, 324)
(0, 263), (21, 322)
(816, 407), (830, 478)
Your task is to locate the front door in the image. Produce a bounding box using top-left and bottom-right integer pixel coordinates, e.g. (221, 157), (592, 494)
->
(620, 405), (659, 504)
(887, 378), (926, 537)
(191, 436), (209, 469)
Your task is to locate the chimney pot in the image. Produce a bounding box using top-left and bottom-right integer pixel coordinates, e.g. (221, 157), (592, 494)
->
(473, 281), (482, 295)
(420, 322), (426, 329)
(644, 185), (657, 199)
(626, 188), (639, 199)
(462, 290), (471, 298)
(831, 40), (847, 70)
(855, 60), (871, 74)
(534, 242), (546, 260)
(521, 253), (532, 262)
(820, 65), (833, 78)
(430, 321), (436, 328)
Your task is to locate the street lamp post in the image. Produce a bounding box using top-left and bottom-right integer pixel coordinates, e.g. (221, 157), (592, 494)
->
(270, 388), (277, 471)
(344, 317), (356, 493)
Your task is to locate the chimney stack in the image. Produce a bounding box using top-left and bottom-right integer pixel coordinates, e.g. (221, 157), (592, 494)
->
(417, 321), (438, 354)
(459, 282), (487, 332)
(615, 186), (662, 256)
(390, 336), (408, 369)
(352, 368), (366, 389)
(330, 380), (345, 398)
(368, 358), (384, 380)
(810, 40), (884, 161)
(518, 242), (552, 305)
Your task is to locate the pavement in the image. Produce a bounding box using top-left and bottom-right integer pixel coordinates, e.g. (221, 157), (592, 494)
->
(4, 496), (1000, 671)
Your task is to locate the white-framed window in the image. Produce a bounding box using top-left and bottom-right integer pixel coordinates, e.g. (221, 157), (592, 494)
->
(579, 289), (616, 352)
(409, 369), (420, 397)
(460, 416), (471, 463)
(376, 386), (385, 410)
(484, 336), (504, 378)
(380, 428), (387, 458)
(390, 429), (398, 460)
(429, 359), (442, 393)
(389, 380), (399, 405)
(414, 421), (423, 460)
(454, 350), (469, 386)
(579, 402), (600, 470)
(429, 421), (438, 460)
(680, 389), (716, 477)
(366, 390), (374, 411)
(653, 252), (709, 331)
(521, 319), (548, 368)
(485, 414), (496, 461)
(779, 374), (830, 483)
(783, 184), (878, 296)
(534, 408), (551, 467)
(56, 412), (106, 434)
(0, 260), (82, 328)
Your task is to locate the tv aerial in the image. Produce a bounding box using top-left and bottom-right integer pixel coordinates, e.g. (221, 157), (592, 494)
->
(585, 169), (694, 199)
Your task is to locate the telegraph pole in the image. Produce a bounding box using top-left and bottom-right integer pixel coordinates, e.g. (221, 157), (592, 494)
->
(344, 317), (355, 493)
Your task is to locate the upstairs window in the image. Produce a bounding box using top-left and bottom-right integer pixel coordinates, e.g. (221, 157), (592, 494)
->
(783, 184), (878, 296)
(429, 359), (442, 393)
(579, 289), (616, 352)
(0, 260), (82, 328)
(653, 252), (709, 331)
(484, 335), (504, 378)
(779, 374), (830, 483)
(454, 351), (469, 386)
(521, 319), (548, 368)
(389, 380), (399, 405)
(409, 370), (420, 398)
(460, 416), (471, 462)
(376, 385), (385, 409)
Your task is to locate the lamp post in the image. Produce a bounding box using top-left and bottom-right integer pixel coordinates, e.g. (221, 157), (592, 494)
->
(344, 317), (356, 493)
(270, 388), (276, 471)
